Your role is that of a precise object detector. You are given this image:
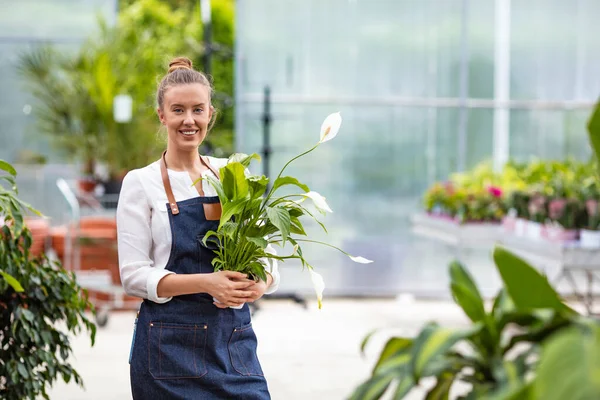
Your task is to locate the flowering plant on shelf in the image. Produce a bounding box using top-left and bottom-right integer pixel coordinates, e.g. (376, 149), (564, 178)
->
(197, 113), (373, 308)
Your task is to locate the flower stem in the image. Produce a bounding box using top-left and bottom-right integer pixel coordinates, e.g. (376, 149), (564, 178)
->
(263, 144), (319, 205)
(293, 238), (354, 257)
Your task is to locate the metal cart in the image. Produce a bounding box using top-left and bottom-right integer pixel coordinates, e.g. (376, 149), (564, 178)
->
(55, 178), (140, 327)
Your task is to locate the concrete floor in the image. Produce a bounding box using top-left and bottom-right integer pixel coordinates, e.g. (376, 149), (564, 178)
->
(44, 298), (471, 400)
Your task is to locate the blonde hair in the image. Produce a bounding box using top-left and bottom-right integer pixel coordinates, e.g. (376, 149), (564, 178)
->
(157, 57), (217, 129)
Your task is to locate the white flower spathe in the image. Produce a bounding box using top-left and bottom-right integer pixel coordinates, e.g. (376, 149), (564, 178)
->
(319, 112), (342, 143)
(309, 269), (325, 309)
(302, 191), (333, 213)
(349, 255), (374, 264)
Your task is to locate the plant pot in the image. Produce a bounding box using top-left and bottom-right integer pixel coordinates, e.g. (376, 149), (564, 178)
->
(213, 297), (244, 309)
(544, 224), (579, 243)
(515, 218), (527, 237)
(502, 216), (516, 233)
(78, 178), (97, 194)
(580, 229), (600, 248)
(525, 221), (543, 240)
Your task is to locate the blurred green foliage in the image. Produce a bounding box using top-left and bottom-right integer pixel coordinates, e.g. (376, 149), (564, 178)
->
(19, 0), (234, 178)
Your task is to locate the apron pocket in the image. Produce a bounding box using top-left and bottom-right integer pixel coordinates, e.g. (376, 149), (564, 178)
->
(148, 322), (208, 379)
(228, 322), (264, 376)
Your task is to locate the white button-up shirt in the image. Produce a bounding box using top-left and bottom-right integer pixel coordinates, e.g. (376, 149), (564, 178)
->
(116, 157), (280, 304)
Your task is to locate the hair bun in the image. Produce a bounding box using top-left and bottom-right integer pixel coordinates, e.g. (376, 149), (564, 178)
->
(168, 57), (193, 73)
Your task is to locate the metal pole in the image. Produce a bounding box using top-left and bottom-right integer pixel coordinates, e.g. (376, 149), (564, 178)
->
(457, 0), (470, 172)
(262, 86), (271, 184)
(200, 0), (212, 76)
(493, 0), (511, 172)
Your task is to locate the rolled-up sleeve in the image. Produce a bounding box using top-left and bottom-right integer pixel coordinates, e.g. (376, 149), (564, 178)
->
(116, 170), (174, 304)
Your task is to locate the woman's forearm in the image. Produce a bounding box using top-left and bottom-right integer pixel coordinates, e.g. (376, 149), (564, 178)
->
(156, 273), (208, 298)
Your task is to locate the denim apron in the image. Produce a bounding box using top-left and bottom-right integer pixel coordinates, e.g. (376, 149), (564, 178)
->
(129, 153), (271, 399)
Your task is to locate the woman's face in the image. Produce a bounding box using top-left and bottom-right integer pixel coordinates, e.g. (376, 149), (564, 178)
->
(157, 83), (213, 153)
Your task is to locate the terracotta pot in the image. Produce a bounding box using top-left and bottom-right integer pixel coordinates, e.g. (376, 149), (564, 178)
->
(78, 178), (97, 194)
(49, 216), (119, 284)
(24, 217), (50, 256)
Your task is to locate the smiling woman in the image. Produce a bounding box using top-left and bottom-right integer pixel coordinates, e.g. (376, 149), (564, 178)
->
(116, 56), (278, 399)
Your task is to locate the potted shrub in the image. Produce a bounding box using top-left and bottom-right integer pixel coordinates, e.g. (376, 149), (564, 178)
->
(506, 190), (530, 236)
(423, 182), (458, 221)
(0, 160), (96, 399)
(544, 197), (581, 242)
(526, 190), (547, 240)
(352, 245), (600, 399)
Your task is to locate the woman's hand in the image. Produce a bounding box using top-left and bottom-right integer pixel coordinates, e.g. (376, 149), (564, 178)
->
(213, 273), (273, 309)
(207, 271), (256, 308)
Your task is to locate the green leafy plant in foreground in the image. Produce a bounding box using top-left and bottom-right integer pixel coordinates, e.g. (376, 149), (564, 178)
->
(0, 160), (96, 400)
(351, 245), (600, 400)
(197, 113), (373, 308)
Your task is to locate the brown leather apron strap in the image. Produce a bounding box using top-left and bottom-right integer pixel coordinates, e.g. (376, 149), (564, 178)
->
(200, 155), (221, 179)
(160, 151), (222, 217)
(160, 151), (180, 215)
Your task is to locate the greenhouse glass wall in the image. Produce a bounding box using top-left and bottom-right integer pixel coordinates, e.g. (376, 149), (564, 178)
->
(235, 0), (600, 297)
(0, 0), (116, 221)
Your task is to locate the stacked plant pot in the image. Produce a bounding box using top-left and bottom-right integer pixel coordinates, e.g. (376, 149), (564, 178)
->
(24, 217), (50, 256)
(50, 216), (140, 308)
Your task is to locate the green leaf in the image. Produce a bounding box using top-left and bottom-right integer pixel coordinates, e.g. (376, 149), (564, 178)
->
(360, 329), (377, 356)
(220, 222), (238, 239)
(288, 207), (304, 218)
(493, 246), (575, 314)
(349, 373), (395, 400)
(17, 363), (29, 379)
(425, 372), (454, 400)
(204, 175), (227, 203)
(392, 374), (415, 399)
(21, 308), (35, 322)
(0, 159), (17, 176)
(290, 216), (307, 236)
(248, 175), (269, 199)
(0, 270), (24, 292)
(492, 288), (515, 322)
(249, 261), (268, 282)
(486, 381), (534, 400)
(266, 206), (291, 243)
(246, 236), (268, 249)
(221, 162), (249, 201)
(534, 326), (600, 400)
(271, 176), (310, 194)
(220, 199), (248, 228)
(449, 261), (486, 323)
(410, 322), (482, 382)
(587, 99), (600, 170)
(372, 337), (413, 374)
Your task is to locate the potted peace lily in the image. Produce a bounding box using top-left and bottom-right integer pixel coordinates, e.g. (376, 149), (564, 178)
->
(199, 113), (372, 308)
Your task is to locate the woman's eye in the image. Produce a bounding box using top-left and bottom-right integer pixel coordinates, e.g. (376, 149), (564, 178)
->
(174, 109), (183, 113)
(194, 108), (204, 113)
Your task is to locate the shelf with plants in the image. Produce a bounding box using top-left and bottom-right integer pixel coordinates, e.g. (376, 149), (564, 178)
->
(415, 159), (600, 248)
(416, 99), (600, 249)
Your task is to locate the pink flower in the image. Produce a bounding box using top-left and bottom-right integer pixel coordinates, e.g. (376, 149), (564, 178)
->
(586, 199), (599, 217)
(487, 186), (503, 198)
(528, 195), (546, 216)
(548, 199), (567, 220)
(444, 182), (454, 195)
